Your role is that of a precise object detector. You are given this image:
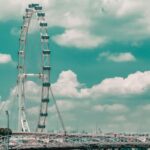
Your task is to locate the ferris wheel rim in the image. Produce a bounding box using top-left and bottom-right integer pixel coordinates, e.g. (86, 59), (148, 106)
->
(17, 3), (50, 132)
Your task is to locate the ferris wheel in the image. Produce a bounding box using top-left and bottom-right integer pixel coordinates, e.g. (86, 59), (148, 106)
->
(17, 3), (51, 132)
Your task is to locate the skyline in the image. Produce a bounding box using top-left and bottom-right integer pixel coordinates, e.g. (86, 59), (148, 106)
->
(0, 0), (150, 133)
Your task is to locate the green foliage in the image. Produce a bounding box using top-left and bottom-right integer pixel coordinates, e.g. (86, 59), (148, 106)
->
(0, 128), (12, 136)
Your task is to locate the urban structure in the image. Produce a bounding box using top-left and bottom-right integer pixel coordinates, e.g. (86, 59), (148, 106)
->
(0, 3), (150, 150)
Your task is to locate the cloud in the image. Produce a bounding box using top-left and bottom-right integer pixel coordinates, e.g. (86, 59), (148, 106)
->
(98, 52), (136, 62)
(115, 1), (145, 17)
(4, 69), (150, 132)
(0, 97), (17, 126)
(49, 100), (76, 113)
(113, 115), (127, 122)
(0, 101), (9, 112)
(141, 104), (150, 111)
(1, 0), (150, 49)
(10, 70), (150, 102)
(93, 104), (128, 113)
(0, 0), (50, 21)
(12, 80), (41, 101)
(0, 53), (12, 64)
(52, 70), (81, 98)
(52, 29), (106, 49)
(24, 81), (41, 101)
(49, 0), (150, 48)
(82, 71), (150, 98)
(53, 70), (150, 99)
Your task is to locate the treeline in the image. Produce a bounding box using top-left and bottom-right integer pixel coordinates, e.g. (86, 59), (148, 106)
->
(0, 128), (12, 136)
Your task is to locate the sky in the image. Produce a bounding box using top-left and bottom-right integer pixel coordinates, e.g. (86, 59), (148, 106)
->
(1, 0), (150, 133)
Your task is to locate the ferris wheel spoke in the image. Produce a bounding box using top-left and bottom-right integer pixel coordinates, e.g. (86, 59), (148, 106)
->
(18, 73), (44, 79)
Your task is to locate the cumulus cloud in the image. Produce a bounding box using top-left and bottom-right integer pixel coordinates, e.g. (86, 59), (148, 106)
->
(1, 0), (150, 48)
(55, 70), (150, 99)
(0, 53), (12, 64)
(0, 97), (16, 125)
(115, 0), (145, 17)
(98, 52), (136, 62)
(19, 70), (150, 100)
(10, 70), (150, 106)
(141, 104), (150, 111)
(0, 101), (9, 112)
(0, 0), (50, 21)
(52, 70), (81, 98)
(24, 81), (41, 101)
(52, 29), (106, 49)
(49, 100), (76, 113)
(93, 104), (128, 113)
(82, 71), (150, 98)
(113, 115), (127, 122)
(50, 0), (150, 47)
(4, 69), (150, 132)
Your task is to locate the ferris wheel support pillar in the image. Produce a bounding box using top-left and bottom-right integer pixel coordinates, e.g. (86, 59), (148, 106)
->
(17, 76), (30, 132)
(18, 79), (21, 132)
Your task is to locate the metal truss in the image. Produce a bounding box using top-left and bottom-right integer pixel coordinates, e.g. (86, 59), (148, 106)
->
(1, 133), (150, 149)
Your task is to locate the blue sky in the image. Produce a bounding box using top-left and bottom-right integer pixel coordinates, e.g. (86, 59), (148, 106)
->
(1, 0), (150, 133)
